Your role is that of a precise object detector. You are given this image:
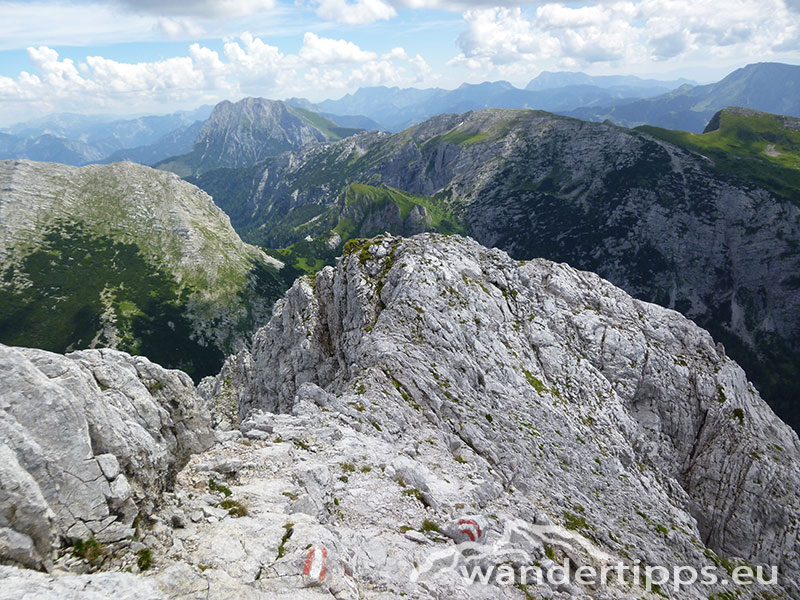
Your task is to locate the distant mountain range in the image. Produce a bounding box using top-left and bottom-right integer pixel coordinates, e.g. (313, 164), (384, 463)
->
(525, 70), (694, 91)
(313, 71), (692, 131)
(308, 63), (800, 133)
(97, 120), (206, 166)
(0, 106), (213, 166)
(567, 62), (800, 131)
(4, 62), (799, 166)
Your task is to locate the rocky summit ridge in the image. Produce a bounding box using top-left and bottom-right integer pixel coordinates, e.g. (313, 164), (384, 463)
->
(1, 234), (799, 599)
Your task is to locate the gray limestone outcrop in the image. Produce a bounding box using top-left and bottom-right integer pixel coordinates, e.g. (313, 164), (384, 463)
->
(0, 345), (213, 570)
(212, 233), (800, 597)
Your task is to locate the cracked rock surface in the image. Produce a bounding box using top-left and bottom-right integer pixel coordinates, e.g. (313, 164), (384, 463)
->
(0, 345), (214, 570)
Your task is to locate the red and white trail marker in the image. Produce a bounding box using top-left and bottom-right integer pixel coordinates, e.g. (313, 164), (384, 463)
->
(458, 518), (483, 542)
(303, 546), (328, 582)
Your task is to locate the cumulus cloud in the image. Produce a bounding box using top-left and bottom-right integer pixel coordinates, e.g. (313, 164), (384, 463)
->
(449, 0), (799, 71)
(223, 32), (297, 88)
(639, 0), (798, 59)
(0, 32), (433, 122)
(382, 47), (410, 61)
(451, 7), (563, 68)
(648, 29), (691, 59)
(299, 32), (378, 65)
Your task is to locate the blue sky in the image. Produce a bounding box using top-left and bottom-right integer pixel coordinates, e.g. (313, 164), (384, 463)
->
(1, 0), (799, 125)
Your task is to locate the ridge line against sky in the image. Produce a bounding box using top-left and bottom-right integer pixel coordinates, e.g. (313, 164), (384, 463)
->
(0, 0), (799, 125)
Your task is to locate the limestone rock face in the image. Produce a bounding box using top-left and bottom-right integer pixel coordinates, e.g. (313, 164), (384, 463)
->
(213, 233), (800, 597)
(0, 345), (213, 570)
(156, 97), (360, 176)
(192, 98), (328, 170)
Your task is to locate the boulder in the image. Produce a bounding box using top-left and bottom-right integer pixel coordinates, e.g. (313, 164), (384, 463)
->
(0, 345), (213, 569)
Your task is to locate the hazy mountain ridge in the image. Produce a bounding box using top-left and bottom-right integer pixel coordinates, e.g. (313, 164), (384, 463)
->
(0, 159), (288, 378)
(525, 70), (695, 91)
(567, 62), (800, 132)
(191, 107), (800, 430)
(0, 107), (213, 167)
(316, 73), (690, 131)
(0, 132), (101, 165)
(98, 120), (206, 166)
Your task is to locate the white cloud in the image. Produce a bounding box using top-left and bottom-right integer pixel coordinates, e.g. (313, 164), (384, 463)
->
(535, 3), (618, 29)
(0, 31), (435, 123)
(348, 60), (401, 86)
(299, 32), (378, 65)
(0, 2), (155, 50)
(383, 47), (409, 60)
(86, 55), (202, 94)
(304, 67), (348, 89)
(451, 7), (562, 68)
(112, 0), (275, 17)
(449, 0), (799, 72)
(157, 18), (206, 38)
(0, 1), (288, 50)
(223, 31), (297, 88)
(314, 0), (396, 24)
(648, 29), (691, 59)
(639, 0), (799, 59)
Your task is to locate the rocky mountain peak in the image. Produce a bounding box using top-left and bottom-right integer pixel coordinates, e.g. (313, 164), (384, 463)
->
(204, 233), (800, 596)
(156, 97), (362, 177)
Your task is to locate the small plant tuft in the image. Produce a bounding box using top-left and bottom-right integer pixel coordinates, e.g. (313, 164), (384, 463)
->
(72, 538), (105, 565)
(521, 368), (546, 393)
(136, 548), (153, 571)
(219, 499), (249, 517)
(563, 511), (589, 531)
(277, 522), (294, 559)
(402, 488), (424, 502)
(420, 519), (440, 534)
(209, 478), (232, 497)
